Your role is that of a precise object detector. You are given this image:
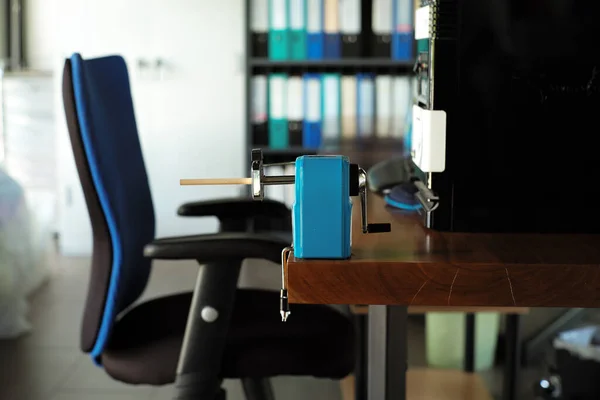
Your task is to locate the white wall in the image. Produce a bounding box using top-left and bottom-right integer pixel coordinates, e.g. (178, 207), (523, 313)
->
(26, 0), (246, 255)
(24, 0), (56, 70)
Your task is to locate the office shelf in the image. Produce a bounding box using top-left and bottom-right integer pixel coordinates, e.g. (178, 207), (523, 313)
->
(253, 137), (404, 153)
(251, 138), (405, 167)
(250, 58), (414, 69)
(254, 147), (317, 164)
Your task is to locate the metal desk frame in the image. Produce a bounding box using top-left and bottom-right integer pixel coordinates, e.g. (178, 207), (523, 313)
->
(354, 307), (522, 400)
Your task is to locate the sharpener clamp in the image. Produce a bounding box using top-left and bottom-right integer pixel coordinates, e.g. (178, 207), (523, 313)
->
(413, 179), (439, 228)
(280, 246), (292, 322)
(251, 149), (295, 200)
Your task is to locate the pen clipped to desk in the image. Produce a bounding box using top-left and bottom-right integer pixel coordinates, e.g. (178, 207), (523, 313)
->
(181, 148), (391, 321)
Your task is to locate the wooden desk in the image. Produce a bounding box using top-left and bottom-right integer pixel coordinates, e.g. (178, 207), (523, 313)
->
(285, 192), (596, 400)
(286, 194), (600, 307)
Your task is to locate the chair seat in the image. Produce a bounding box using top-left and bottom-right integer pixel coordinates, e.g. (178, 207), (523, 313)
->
(101, 289), (355, 385)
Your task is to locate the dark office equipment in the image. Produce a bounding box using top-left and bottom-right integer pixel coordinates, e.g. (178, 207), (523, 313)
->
(62, 53), (355, 400)
(412, 0), (600, 233)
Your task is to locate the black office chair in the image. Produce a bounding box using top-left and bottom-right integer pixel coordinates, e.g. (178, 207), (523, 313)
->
(62, 53), (355, 400)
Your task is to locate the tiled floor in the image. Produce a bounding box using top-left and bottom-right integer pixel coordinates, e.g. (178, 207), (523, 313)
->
(0, 250), (547, 400)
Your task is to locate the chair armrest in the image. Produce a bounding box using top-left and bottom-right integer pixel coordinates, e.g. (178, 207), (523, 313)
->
(143, 232), (289, 264)
(177, 198), (290, 220)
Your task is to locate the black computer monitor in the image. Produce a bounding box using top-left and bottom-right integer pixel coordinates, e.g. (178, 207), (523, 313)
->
(412, 0), (600, 233)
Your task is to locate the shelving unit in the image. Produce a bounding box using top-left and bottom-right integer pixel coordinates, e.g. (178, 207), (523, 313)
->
(244, 0), (416, 168)
(250, 58), (414, 68)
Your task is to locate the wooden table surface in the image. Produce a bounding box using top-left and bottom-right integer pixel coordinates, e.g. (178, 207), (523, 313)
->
(285, 193), (600, 307)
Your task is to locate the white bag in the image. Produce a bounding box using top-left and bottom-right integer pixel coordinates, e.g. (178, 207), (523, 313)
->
(0, 168), (47, 338)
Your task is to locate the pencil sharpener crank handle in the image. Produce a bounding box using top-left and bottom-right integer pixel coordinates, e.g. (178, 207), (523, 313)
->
(251, 149), (295, 201)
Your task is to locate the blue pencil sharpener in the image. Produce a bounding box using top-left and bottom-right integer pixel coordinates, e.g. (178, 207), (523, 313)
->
(293, 155), (354, 259)
(250, 149), (391, 319)
(251, 148), (391, 258)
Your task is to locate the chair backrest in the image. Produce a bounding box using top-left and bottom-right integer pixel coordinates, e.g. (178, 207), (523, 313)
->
(62, 53), (156, 363)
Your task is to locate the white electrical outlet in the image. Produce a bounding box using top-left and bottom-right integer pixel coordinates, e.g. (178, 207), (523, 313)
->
(411, 105), (447, 173)
(415, 5), (430, 40)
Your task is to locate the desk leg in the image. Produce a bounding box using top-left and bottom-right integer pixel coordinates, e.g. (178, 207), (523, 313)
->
(355, 314), (368, 400)
(367, 306), (407, 400)
(464, 313), (475, 372)
(503, 314), (521, 400)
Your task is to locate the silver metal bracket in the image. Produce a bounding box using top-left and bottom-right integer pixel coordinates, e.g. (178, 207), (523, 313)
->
(280, 245), (293, 322)
(414, 180), (439, 228)
(251, 148), (295, 201)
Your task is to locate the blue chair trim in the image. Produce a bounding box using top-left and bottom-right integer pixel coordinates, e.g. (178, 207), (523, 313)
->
(70, 53), (123, 365)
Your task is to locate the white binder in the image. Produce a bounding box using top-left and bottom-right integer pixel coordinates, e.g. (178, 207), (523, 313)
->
(392, 76), (411, 138)
(372, 0), (393, 35)
(341, 75), (356, 138)
(251, 75), (268, 124)
(251, 0), (269, 34)
(287, 76), (304, 122)
(269, 74), (287, 121)
(307, 0), (323, 35)
(357, 75), (375, 137)
(339, 0), (361, 35)
(322, 74), (341, 141)
(375, 75), (392, 137)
